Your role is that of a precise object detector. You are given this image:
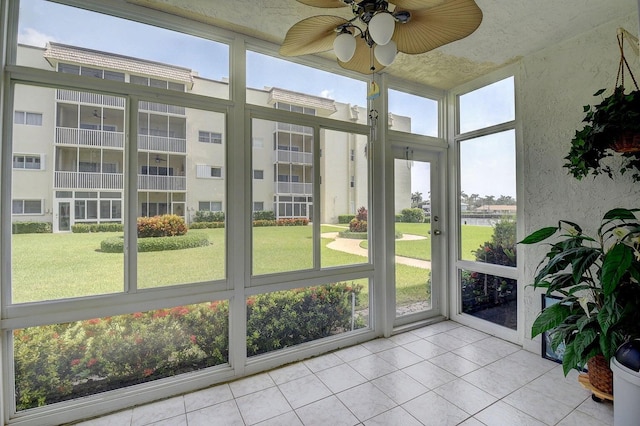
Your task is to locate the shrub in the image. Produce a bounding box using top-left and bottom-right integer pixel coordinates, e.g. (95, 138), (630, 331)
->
(14, 282), (363, 410)
(253, 211), (275, 221)
(246, 282), (364, 356)
(338, 214), (355, 224)
(100, 234), (209, 253)
(276, 218), (309, 226)
(395, 214), (403, 222)
(189, 222), (225, 229)
(72, 223), (124, 233)
(349, 206), (368, 232)
(194, 211), (225, 223)
(338, 231), (368, 239)
(401, 208), (425, 223)
(252, 220), (277, 227)
(137, 215), (187, 238)
(12, 222), (52, 234)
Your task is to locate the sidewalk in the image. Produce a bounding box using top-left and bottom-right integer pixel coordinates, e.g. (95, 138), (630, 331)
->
(322, 232), (432, 269)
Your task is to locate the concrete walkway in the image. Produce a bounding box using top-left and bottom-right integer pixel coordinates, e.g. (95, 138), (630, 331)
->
(322, 231), (432, 269)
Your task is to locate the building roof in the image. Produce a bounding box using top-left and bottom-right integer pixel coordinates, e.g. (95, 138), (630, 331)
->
(268, 87), (337, 115)
(43, 42), (194, 88)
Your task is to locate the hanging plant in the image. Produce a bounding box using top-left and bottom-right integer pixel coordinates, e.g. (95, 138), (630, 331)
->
(564, 31), (640, 182)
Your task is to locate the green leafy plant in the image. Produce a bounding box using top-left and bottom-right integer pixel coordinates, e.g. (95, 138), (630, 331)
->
(564, 87), (640, 182)
(137, 214), (187, 238)
(520, 208), (640, 376)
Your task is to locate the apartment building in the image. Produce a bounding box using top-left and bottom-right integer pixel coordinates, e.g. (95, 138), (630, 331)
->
(12, 42), (411, 232)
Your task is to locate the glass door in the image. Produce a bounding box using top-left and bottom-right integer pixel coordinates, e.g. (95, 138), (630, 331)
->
(55, 201), (71, 232)
(393, 147), (444, 326)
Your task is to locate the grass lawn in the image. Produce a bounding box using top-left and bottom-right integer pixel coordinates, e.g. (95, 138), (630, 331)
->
(11, 224), (489, 306)
(359, 223), (493, 262)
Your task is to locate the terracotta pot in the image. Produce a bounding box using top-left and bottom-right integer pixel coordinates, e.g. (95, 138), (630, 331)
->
(588, 354), (614, 395)
(611, 131), (640, 153)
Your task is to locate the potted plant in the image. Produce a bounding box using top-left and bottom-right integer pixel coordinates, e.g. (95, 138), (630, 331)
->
(520, 208), (640, 394)
(564, 86), (640, 182)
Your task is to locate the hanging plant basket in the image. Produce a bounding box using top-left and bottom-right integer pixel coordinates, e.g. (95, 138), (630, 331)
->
(611, 130), (640, 153)
(564, 30), (640, 181)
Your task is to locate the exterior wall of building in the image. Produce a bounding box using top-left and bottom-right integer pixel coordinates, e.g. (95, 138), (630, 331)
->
(12, 43), (412, 230)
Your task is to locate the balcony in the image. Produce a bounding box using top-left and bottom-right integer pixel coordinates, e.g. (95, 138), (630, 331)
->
(139, 101), (185, 115)
(274, 149), (313, 165)
(56, 128), (124, 149)
(138, 175), (186, 191)
(55, 171), (123, 190)
(138, 135), (187, 153)
(56, 89), (125, 107)
(275, 182), (312, 195)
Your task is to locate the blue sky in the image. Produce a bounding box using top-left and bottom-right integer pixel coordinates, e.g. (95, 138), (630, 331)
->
(18, 0), (516, 199)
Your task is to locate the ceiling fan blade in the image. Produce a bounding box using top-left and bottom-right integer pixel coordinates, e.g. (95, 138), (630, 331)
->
(280, 15), (349, 56)
(392, 0), (482, 54)
(337, 36), (385, 75)
(297, 0), (350, 8)
(389, 0), (447, 11)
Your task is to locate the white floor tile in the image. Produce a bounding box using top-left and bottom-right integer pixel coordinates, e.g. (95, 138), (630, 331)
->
(472, 336), (520, 358)
(146, 414), (187, 426)
(268, 362), (313, 385)
(337, 382), (397, 422)
(315, 362), (368, 393)
(452, 343), (504, 366)
(349, 354), (398, 380)
(184, 383), (234, 412)
(443, 326), (489, 343)
(360, 338), (398, 353)
(462, 367), (526, 399)
(575, 397), (614, 425)
(429, 352), (482, 376)
(131, 396), (185, 426)
(255, 411), (304, 426)
(375, 346), (424, 369)
(425, 333), (469, 351)
(403, 338), (449, 360)
(556, 409), (612, 426)
(475, 400), (546, 426)
(235, 386), (292, 425)
(333, 344), (373, 362)
(503, 386), (575, 425)
(278, 374), (332, 409)
(370, 370), (429, 404)
(526, 370), (590, 408)
(295, 396), (360, 426)
(433, 378), (497, 415)
(363, 406), (422, 426)
(402, 360), (457, 389)
(303, 353), (344, 373)
(229, 372), (276, 397)
(75, 409), (133, 426)
(403, 391), (470, 426)
(187, 400), (244, 426)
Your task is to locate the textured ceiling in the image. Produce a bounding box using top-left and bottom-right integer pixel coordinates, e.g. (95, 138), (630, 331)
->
(127, 0), (639, 89)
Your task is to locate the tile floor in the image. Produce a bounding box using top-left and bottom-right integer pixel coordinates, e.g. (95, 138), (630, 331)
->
(77, 321), (613, 426)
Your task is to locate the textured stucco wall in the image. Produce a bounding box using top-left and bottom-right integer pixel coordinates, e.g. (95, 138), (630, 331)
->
(520, 14), (640, 352)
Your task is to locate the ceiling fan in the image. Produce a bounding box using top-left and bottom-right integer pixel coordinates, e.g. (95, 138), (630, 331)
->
(280, 0), (483, 74)
(153, 155), (167, 163)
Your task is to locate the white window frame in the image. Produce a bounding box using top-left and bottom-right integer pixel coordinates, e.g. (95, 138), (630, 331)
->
(12, 154), (43, 170)
(12, 199), (43, 215)
(198, 130), (222, 144)
(13, 110), (43, 126)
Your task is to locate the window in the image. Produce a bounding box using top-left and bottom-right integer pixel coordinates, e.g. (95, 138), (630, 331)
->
(14, 111), (43, 126)
(196, 165), (223, 178)
(100, 200), (122, 220)
(13, 154), (42, 170)
(12, 200), (42, 215)
(253, 169), (264, 179)
(253, 138), (264, 148)
(75, 200), (98, 220)
(253, 202), (264, 211)
(388, 89), (439, 137)
(350, 149), (355, 161)
(456, 76), (517, 331)
(199, 201), (222, 211)
(199, 131), (222, 144)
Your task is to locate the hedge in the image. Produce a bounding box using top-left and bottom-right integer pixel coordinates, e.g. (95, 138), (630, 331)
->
(100, 234), (209, 253)
(338, 214), (355, 224)
(72, 223), (124, 233)
(400, 208), (426, 223)
(189, 222), (225, 229)
(14, 282), (363, 410)
(12, 222), (52, 234)
(253, 211), (275, 221)
(194, 211), (225, 223)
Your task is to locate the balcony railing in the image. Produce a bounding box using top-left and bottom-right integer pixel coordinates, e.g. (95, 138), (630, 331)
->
(56, 89), (125, 107)
(54, 172), (186, 192)
(275, 182), (312, 195)
(138, 175), (186, 191)
(55, 171), (123, 190)
(138, 135), (187, 153)
(139, 101), (185, 115)
(56, 128), (125, 149)
(274, 149), (313, 165)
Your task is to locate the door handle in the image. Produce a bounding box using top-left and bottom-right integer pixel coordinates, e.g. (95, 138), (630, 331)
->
(433, 230), (441, 236)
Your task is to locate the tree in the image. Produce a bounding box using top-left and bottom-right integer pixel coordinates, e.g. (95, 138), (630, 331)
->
(411, 192), (423, 208)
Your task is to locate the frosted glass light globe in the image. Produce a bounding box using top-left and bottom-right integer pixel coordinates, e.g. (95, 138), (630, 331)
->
(374, 40), (397, 66)
(333, 32), (356, 62)
(368, 12), (395, 46)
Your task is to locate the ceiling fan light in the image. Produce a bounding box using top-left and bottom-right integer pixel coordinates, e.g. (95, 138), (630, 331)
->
(374, 39), (397, 66)
(368, 12), (395, 46)
(333, 32), (356, 62)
